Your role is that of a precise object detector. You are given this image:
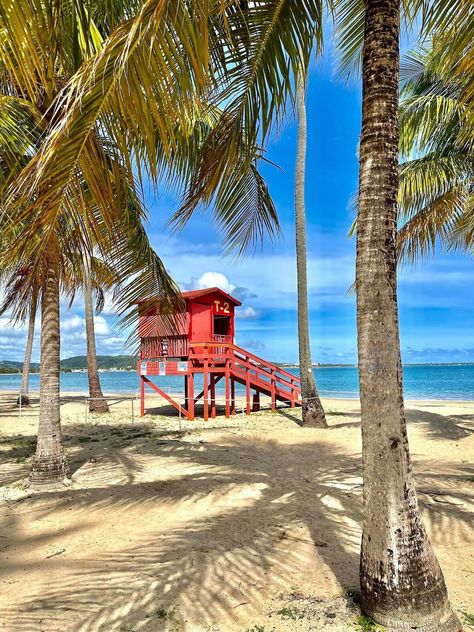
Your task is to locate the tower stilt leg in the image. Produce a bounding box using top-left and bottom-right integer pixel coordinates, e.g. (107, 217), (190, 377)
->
(210, 374), (216, 418)
(203, 361), (209, 421)
(231, 377), (236, 415)
(245, 368), (251, 415)
(225, 363), (230, 418)
(140, 376), (145, 416)
(252, 391), (260, 412)
(188, 372), (195, 421)
(271, 372), (276, 411)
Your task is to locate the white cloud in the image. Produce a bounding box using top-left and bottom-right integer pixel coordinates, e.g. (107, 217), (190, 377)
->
(184, 271), (236, 295)
(62, 315), (84, 332)
(93, 316), (112, 336)
(236, 306), (260, 320)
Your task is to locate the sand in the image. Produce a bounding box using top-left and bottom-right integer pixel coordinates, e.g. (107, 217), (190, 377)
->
(0, 391), (473, 632)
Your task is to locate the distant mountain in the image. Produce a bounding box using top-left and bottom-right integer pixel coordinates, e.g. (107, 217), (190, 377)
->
(0, 360), (39, 374)
(60, 355), (137, 370)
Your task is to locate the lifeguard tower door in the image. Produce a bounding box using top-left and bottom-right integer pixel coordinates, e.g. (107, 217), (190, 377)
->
(191, 302), (210, 340)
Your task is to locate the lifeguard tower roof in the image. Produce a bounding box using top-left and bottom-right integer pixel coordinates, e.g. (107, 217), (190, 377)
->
(180, 287), (241, 306)
(137, 287), (241, 306)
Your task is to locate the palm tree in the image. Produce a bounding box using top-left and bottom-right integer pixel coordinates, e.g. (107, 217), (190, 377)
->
(30, 248), (70, 486)
(294, 60), (327, 427)
(397, 42), (474, 261)
(0, 11), (466, 628)
(82, 250), (110, 414)
(347, 0), (460, 628)
(17, 295), (37, 407)
(64, 250), (119, 415)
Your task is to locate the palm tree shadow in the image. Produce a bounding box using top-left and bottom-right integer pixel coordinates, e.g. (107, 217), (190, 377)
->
(1, 429), (363, 631)
(405, 408), (473, 441)
(2, 421), (471, 631)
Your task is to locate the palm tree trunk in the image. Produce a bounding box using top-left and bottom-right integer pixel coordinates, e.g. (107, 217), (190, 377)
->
(83, 251), (109, 413)
(28, 255), (69, 488)
(295, 61), (327, 428)
(17, 295), (37, 407)
(356, 1), (460, 630)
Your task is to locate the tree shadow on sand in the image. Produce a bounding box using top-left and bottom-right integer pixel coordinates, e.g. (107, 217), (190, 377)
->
(0, 424), (365, 630)
(405, 408), (473, 441)
(328, 404), (473, 442)
(1, 416), (472, 631)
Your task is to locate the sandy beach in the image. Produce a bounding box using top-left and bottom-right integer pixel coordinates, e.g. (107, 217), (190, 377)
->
(0, 391), (473, 631)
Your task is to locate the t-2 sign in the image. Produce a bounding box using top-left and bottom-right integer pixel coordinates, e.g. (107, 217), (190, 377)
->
(214, 299), (230, 315)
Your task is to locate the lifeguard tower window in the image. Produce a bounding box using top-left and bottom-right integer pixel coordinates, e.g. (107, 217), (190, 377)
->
(213, 315), (231, 336)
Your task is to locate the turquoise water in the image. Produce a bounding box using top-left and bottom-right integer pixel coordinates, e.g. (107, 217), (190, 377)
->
(0, 364), (473, 400)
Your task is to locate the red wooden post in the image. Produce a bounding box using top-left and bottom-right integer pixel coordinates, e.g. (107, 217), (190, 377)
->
(231, 376), (236, 415)
(210, 374), (216, 418)
(252, 391), (260, 412)
(245, 367), (251, 415)
(188, 371), (195, 421)
(290, 380), (296, 408)
(271, 370), (276, 411)
(225, 362), (230, 418)
(184, 374), (188, 407)
(140, 375), (145, 416)
(203, 360), (209, 421)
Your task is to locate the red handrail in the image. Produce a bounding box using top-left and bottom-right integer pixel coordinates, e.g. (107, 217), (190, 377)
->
(188, 341), (301, 399)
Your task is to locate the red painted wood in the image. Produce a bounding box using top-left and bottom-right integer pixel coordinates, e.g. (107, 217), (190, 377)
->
(271, 370), (276, 411)
(225, 362), (230, 418)
(231, 376), (235, 415)
(142, 376), (190, 418)
(138, 288), (302, 419)
(191, 301), (211, 341)
(245, 367), (251, 415)
(188, 372), (194, 420)
(203, 360), (209, 421)
(210, 374), (216, 418)
(140, 376), (145, 416)
(252, 392), (260, 412)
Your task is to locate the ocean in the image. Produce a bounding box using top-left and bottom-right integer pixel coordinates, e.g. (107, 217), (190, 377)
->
(0, 364), (473, 400)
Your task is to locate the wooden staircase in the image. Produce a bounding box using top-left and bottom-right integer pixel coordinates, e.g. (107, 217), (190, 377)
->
(227, 344), (301, 408)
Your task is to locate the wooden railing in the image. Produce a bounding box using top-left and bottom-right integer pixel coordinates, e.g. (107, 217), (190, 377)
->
(140, 335), (188, 359)
(188, 341), (301, 409)
(211, 334), (232, 343)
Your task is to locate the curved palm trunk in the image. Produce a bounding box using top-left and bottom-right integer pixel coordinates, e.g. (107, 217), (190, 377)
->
(295, 63), (327, 428)
(83, 252), (109, 413)
(356, 1), (460, 630)
(29, 257), (69, 488)
(17, 295), (37, 407)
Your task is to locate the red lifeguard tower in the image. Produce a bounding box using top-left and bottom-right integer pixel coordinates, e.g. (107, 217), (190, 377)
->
(137, 287), (301, 420)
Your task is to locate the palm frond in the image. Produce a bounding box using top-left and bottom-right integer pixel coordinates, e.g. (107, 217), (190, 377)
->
(397, 186), (472, 263)
(398, 153), (473, 216)
(1, 0), (213, 265)
(168, 0), (323, 252)
(397, 36), (474, 264)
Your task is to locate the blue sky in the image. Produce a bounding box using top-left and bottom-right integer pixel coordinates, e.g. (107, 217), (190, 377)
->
(0, 41), (473, 365)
